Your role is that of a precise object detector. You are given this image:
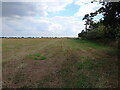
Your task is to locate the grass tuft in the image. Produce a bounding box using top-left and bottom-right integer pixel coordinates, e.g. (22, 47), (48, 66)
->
(28, 53), (47, 60)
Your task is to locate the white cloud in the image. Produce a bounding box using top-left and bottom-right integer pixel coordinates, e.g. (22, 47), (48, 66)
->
(2, 0), (73, 2)
(2, 0), (102, 37)
(48, 23), (63, 33)
(50, 16), (85, 33)
(74, 0), (102, 17)
(45, 0), (73, 13)
(70, 21), (84, 33)
(2, 0), (74, 17)
(2, 16), (84, 37)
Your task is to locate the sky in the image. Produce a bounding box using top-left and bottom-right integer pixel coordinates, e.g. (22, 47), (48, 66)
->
(1, 0), (103, 37)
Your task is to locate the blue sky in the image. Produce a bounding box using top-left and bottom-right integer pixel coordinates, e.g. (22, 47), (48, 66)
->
(48, 3), (80, 17)
(2, 0), (103, 37)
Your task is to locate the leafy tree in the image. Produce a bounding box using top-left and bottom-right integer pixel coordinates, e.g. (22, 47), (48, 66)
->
(97, 2), (120, 26)
(79, 1), (120, 42)
(82, 14), (94, 31)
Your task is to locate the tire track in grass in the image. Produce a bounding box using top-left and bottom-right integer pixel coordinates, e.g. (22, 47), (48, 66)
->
(34, 39), (81, 88)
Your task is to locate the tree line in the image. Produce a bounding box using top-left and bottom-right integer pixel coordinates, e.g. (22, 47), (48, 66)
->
(78, 1), (120, 44)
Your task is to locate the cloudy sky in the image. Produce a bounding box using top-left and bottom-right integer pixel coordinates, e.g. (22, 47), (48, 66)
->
(1, 0), (103, 37)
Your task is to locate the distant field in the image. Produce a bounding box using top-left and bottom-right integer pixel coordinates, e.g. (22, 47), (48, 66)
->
(2, 38), (118, 88)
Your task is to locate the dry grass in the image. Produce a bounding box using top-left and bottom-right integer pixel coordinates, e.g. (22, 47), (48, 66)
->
(2, 38), (118, 88)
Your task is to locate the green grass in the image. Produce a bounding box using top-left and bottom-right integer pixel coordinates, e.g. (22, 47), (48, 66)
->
(36, 39), (118, 88)
(68, 39), (118, 56)
(69, 39), (111, 49)
(28, 53), (47, 60)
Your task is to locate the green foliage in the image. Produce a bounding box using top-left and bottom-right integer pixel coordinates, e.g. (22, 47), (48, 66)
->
(85, 24), (107, 40)
(80, 2), (120, 43)
(116, 24), (120, 41)
(80, 22), (119, 43)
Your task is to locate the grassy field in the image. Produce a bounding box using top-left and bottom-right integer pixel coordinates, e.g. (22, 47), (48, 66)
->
(2, 38), (118, 88)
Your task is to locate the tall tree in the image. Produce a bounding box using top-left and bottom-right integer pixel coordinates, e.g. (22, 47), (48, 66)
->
(81, 1), (120, 41)
(92, 1), (120, 26)
(82, 14), (94, 32)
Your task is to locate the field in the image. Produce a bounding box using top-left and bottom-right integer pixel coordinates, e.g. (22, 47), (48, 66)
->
(2, 38), (118, 88)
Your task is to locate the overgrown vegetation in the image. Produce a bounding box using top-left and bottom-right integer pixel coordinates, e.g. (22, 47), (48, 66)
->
(78, 1), (120, 45)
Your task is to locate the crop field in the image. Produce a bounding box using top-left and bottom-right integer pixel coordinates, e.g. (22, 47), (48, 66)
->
(2, 38), (118, 88)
